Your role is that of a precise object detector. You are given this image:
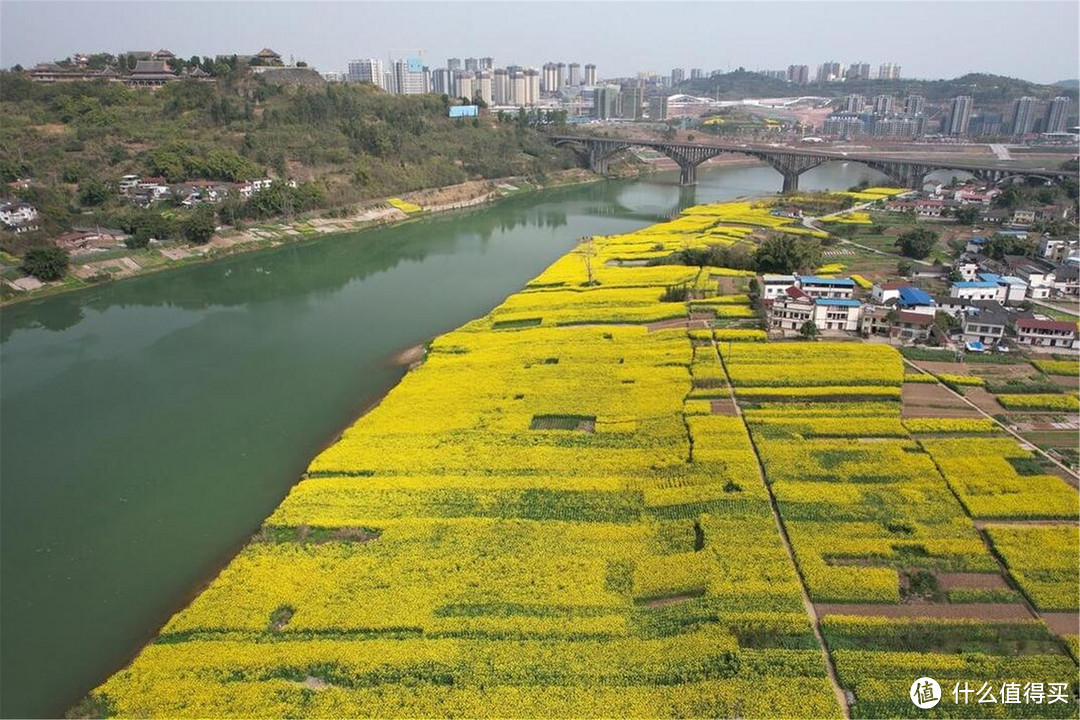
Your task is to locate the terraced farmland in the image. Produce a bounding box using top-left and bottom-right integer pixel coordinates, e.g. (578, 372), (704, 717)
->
(88, 198), (1079, 719)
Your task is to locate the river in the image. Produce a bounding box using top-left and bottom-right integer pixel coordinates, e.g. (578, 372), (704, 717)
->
(0, 162), (886, 718)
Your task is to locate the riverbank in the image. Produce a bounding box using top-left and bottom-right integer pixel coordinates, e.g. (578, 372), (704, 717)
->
(0, 165), (640, 309)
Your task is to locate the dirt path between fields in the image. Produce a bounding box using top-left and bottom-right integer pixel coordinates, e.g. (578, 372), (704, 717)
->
(713, 340), (851, 720)
(903, 357), (1079, 486)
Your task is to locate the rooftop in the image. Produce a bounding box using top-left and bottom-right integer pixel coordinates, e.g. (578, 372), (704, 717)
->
(953, 281), (999, 289)
(898, 286), (935, 306)
(814, 298), (861, 307)
(1016, 318), (1078, 333)
(800, 275), (855, 287)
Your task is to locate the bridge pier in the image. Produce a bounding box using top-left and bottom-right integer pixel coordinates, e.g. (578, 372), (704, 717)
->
(679, 162), (698, 186)
(782, 171), (800, 193)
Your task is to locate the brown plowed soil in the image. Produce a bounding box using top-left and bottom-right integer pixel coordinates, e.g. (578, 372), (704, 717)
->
(1039, 612), (1080, 636)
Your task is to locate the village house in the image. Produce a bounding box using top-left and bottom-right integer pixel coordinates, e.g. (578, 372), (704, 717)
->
(1010, 209), (1037, 225)
(883, 198), (945, 217)
(174, 180), (230, 205)
(0, 202), (40, 233)
(965, 236), (988, 254)
(758, 274), (798, 300)
(1001, 256), (1056, 298)
(797, 275), (855, 299)
(953, 189), (999, 205)
(119, 174), (141, 195)
(950, 280), (1005, 303)
(954, 259), (981, 281)
(960, 302), (1010, 348)
(769, 287), (862, 334)
(870, 280), (907, 304)
(1052, 264), (1079, 297)
(976, 273), (1028, 305)
(896, 285), (937, 315)
(1013, 318), (1079, 351)
(979, 208), (1012, 225)
(1038, 237), (1078, 264)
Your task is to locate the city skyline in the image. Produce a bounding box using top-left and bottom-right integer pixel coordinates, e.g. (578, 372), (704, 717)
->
(1, 1), (1077, 85)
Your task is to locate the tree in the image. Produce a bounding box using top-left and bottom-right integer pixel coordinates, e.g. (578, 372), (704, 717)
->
(799, 320), (820, 340)
(755, 234), (822, 273)
(182, 205), (217, 244)
(984, 233), (1033, 261)
(953, 205), (979, 224)
(21, 246), (69, 281)
(77, 178), (109, 206)
(895, 228), (938, 259)
(577, 235), (598, 286)
(897, 259), (914, 277)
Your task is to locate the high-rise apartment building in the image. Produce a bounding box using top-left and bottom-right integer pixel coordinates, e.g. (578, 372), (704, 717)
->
(594, 85), (621, 119)
(1009, 96), (1040, 135)
(1043, 96), (1070, 133)
(347, 58), (385, 89)
(843, 94), (865, 113)
(556, 62), (566, 88)
(903, 94), (926, 116)
(846, 62), (871, 80)
(464, 58), (478, 72)
(787, 64), (810, 84)
(568, 63), (582, 86)
(447, 58), (461, 72)
(492, 68), (510, 105)
(390, 58), (426, 95)
(523, 68), (540, 105)
(542, 63), (559, 93)
(872, 94), (894, 116)
(671, 68), (685, 85)
(475, 70), (492, 105)
(877, 63), (901, 80)
(817, 62), (842, 82)
(943, 96), (973, 135)
(689, 68), (703, 80)
(619, 86), (644, 120)
(455, 72), (473, 101)
(431, 67), (450, 95)
(479, 57), (494, 71)
(583, 63), (597, 85)
(649, 95), (669, 121)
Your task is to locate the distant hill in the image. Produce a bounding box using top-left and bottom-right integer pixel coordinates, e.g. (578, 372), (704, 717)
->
(1054, 79), (1080, 90)
(678, 71), (1079, 106)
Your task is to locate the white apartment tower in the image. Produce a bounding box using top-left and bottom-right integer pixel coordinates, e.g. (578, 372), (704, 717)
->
(347, 58), (385, 89)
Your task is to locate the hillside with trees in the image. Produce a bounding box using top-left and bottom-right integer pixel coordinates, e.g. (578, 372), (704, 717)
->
(0, 71), (578, 253)
(679, 70), (1080, 107)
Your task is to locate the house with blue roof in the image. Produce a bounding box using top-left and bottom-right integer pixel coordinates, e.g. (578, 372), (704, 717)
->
(797, 275), (855, 300)
(897, 286), (936, 315)
(769, 286), (863, 334)
(965, 236), (988, 253)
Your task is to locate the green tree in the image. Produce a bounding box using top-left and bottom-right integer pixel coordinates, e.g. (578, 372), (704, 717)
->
(77, 178), (109, 206)
(953, 205), (979, 224)
(21, 246), (69, 281)
(799, 320), (820, 340)
(755, 234), (822, 273)
(182, 205), (217, 244)
(895, 228), (938, 259)
(984, 233), (1033, 261)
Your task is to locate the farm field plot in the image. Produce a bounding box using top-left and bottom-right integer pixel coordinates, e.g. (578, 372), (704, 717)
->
(88, 198), (1079, 719)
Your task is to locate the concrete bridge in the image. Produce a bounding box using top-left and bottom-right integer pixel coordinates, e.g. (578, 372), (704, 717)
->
(548, 134), (1075, 191)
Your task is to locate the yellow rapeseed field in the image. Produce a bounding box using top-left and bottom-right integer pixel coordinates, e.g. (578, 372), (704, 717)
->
(90, 198), (1079, 719)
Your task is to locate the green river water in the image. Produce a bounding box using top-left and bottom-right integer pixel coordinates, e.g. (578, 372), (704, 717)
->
(0, 163), (884, 717)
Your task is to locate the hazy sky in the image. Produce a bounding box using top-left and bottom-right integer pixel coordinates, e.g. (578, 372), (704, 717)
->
(2, 1), (1077, 83)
